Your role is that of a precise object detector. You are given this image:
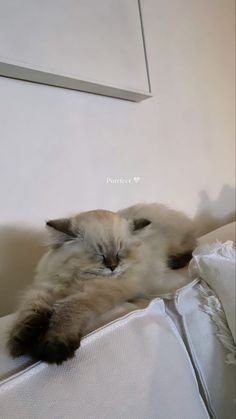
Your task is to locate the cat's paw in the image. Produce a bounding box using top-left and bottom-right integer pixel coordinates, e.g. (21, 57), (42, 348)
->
(167, 252), (193, 270)
(33, 333), (81, 364)
(7, 308), (52, 357)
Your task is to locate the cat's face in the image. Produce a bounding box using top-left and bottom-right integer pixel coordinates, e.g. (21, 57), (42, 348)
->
(46, 210), (151, 278)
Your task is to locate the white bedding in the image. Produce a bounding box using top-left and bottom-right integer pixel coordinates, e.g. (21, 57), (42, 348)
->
(189, 240), (236, 343)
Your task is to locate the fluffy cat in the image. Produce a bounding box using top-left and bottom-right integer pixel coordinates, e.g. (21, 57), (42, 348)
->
(7, 204), (196, 364)
(119, 203), (197, 269)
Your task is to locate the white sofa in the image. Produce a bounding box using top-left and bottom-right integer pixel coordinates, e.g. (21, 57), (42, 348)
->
(0, 223), (235, 419)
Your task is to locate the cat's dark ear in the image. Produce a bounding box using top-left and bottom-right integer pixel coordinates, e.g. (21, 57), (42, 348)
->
(46, 218), (77, 247)
(131, 218), (151, 232)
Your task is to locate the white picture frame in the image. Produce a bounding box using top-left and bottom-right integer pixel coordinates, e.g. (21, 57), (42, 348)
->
(0, 0), (151, 102)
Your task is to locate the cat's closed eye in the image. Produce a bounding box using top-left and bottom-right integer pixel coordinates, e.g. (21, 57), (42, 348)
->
(117, 248), (128, 258)
(93, 253), (104, 261)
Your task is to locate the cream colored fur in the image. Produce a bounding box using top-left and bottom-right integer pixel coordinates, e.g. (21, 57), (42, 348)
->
(119, 203), (196, 257)
(7, 204), (196, 364)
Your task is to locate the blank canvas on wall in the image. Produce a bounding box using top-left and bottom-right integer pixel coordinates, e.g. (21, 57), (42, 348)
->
(0, 0), (151, 101)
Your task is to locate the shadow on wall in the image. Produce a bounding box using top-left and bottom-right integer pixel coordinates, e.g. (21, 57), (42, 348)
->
(194, 185), (236, 236)
(0, 225), (46, 317)
(0, 184), (235, 317)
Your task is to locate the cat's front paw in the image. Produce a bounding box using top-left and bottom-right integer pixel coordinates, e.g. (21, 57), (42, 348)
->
(8, 307), (52, 357)
(33, 333), (81, 364)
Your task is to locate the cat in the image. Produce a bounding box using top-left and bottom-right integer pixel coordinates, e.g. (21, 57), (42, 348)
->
(119, 203), (197, 269)
(7, 204), (196, 364)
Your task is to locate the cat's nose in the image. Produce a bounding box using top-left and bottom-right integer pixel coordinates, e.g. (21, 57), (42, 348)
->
(104, 256), (119, 271)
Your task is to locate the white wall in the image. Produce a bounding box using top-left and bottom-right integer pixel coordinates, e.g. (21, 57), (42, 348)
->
(0, 0), (235, 314)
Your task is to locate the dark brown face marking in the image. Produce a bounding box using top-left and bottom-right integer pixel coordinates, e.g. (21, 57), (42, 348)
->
(103, 254), (119, 271)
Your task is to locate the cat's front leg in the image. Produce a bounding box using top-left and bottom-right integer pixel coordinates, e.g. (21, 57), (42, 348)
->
(34, 278), (143, 364)
(7, 286), (55, 357)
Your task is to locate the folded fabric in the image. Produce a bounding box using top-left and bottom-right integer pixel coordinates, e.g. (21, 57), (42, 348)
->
(189, 241), (236, 344)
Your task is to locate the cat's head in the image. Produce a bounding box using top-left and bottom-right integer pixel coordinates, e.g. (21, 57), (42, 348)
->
(46, 210), (151, 278)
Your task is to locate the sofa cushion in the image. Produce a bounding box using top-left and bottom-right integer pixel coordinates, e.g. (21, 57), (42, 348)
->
(0, 298), (209, 419)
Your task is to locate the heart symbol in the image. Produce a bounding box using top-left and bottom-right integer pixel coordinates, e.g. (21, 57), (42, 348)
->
(133, 177), (141, 183)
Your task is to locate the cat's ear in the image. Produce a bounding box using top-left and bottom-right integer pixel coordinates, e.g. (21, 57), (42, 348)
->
(46, 218), (77, 247)
(131, 218), (151, 232)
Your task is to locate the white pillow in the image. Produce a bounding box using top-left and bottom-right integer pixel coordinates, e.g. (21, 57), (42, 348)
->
(189, 241), (236, 343)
